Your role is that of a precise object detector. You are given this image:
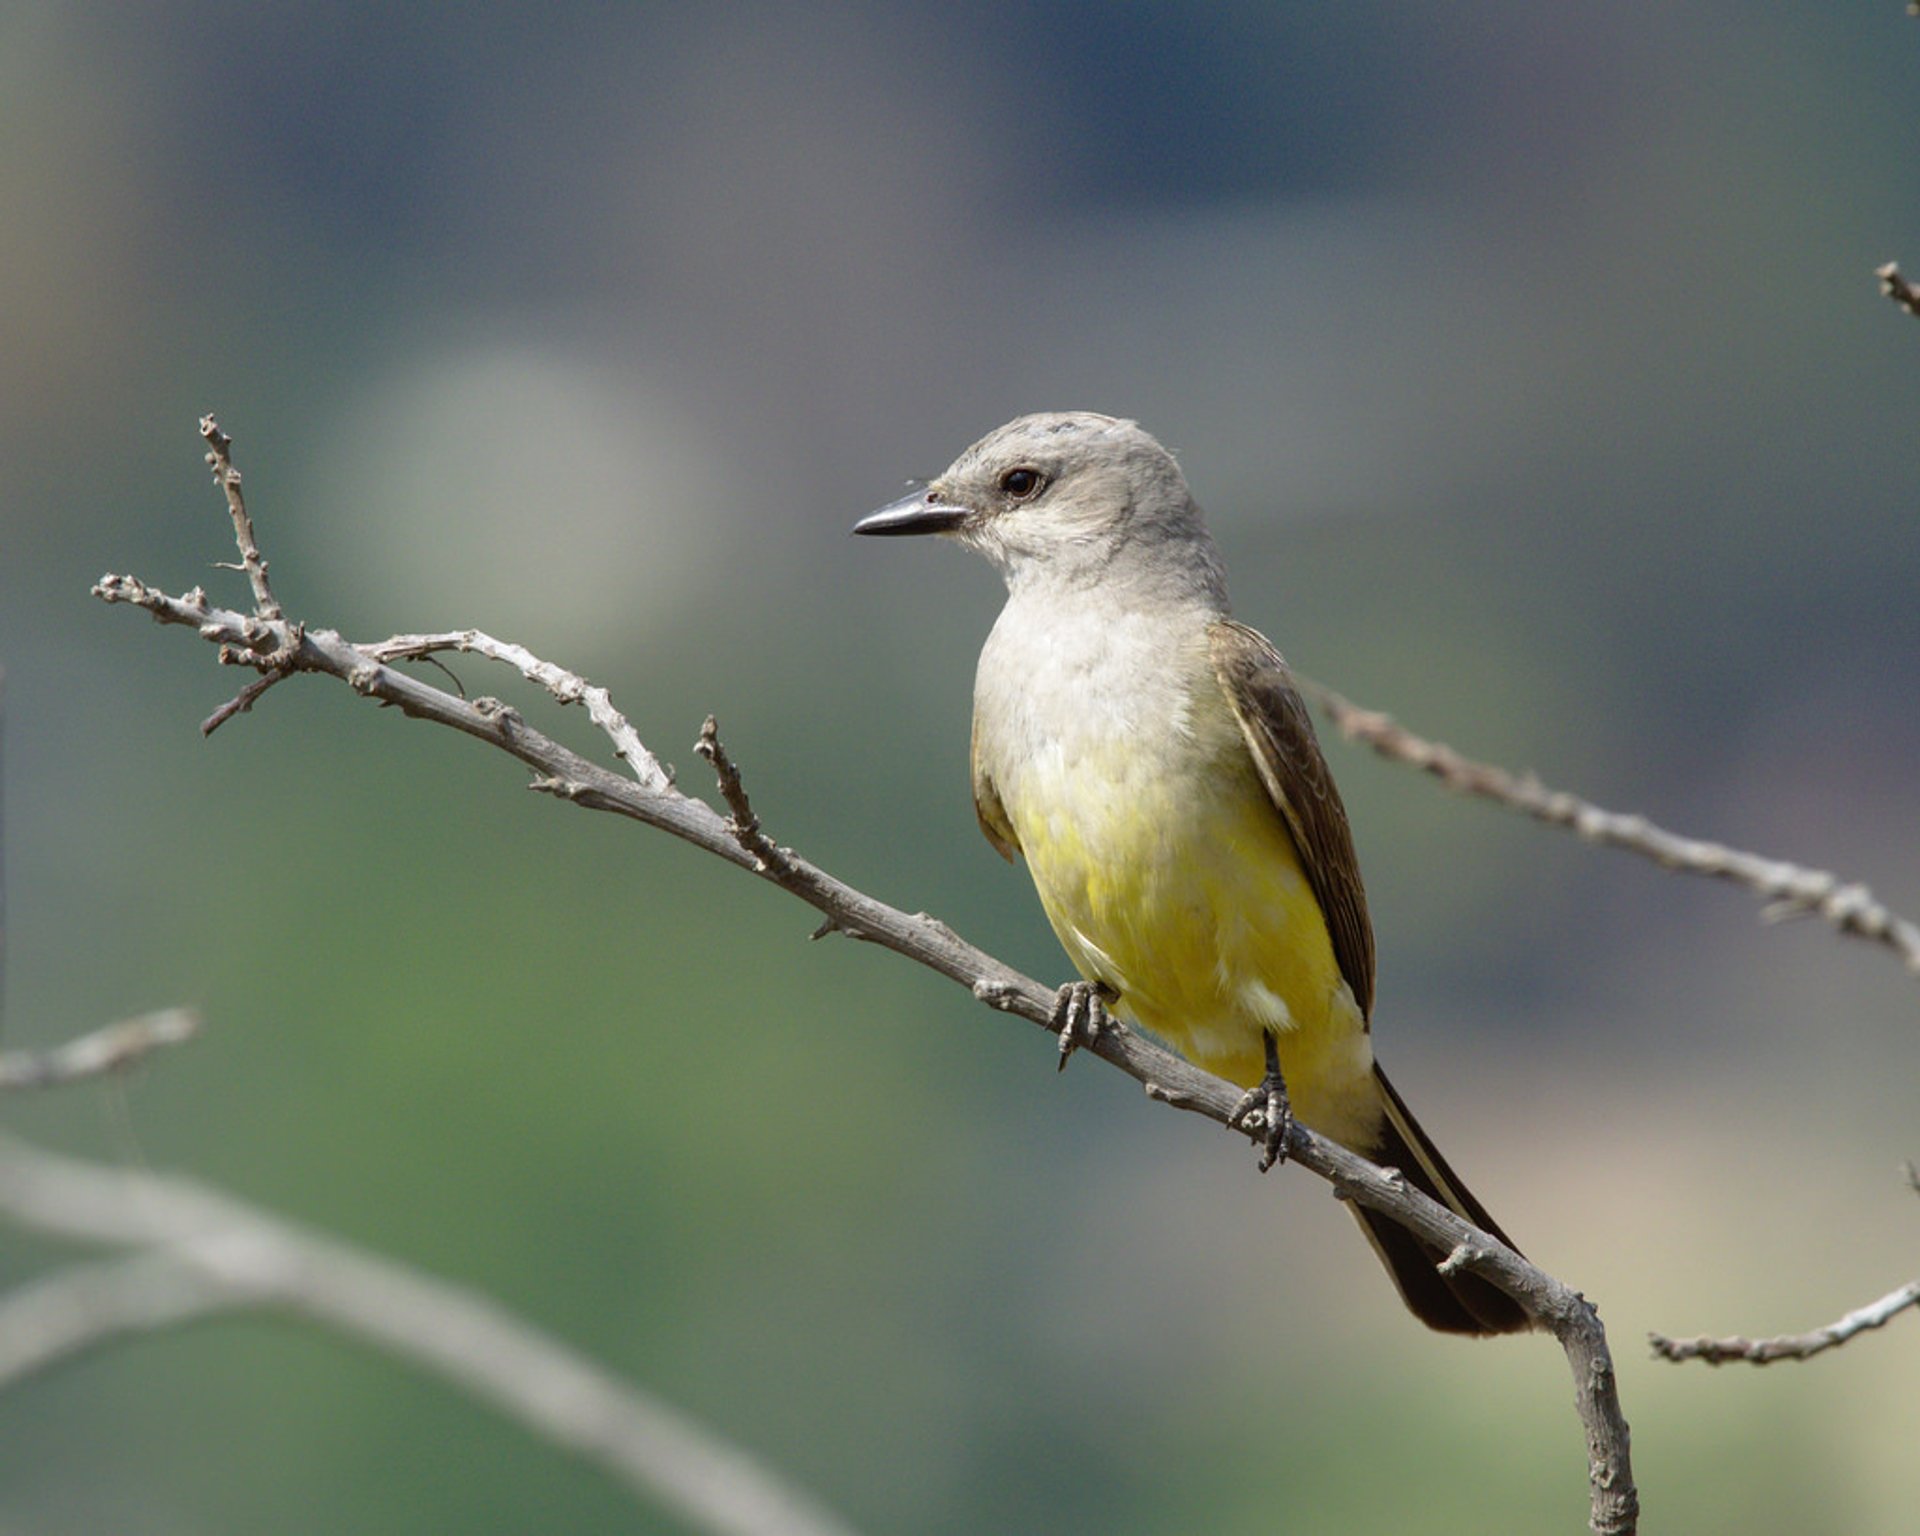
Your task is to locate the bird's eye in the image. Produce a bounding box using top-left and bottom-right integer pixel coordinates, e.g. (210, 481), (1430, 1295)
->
(999, 467), (1045, 500)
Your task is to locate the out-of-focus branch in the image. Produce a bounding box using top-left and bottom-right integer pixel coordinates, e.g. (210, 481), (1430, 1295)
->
(1649, 1279), (1920, 1366)
(92, 417), (1639, 1535)
(1651, 1169), (1920, 1367)
(0, 1009), (201, 1091)
(0, 1135), (861, 1536)
(1299, 680), (1920, 980)
(1878, 261), (1920, 320)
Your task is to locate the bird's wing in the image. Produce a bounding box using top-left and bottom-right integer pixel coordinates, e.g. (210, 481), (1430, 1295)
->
(970, 716), (1020, 862)
(1209, 619), (1376, 1020)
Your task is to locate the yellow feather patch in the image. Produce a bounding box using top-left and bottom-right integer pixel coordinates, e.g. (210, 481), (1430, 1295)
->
(1010, 740), (1379, 1148)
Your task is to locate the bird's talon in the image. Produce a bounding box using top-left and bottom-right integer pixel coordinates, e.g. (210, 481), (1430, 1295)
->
(1051, 981), (1112, 1070)
(1231, 1035), (1293, 1171)
(1257, 1106), (1292, 1171)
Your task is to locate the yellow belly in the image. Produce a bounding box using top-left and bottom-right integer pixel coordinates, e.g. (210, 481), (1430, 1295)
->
(1010, 740), (1379, 1149)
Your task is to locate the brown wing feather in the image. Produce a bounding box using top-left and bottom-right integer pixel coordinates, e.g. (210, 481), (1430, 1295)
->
(970, 714), (1019, 862)
(1209, 620), (1375, 1020)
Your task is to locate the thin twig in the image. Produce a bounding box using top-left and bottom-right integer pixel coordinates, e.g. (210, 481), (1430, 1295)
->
(0, 1136), (860, 1536)
(201, 667), (291, 736)
(200, 415), (279, 619)
(1878, 261), (1920, 320)
(696, 715), (786, 871)
(1649, 1280), (1920, 1366)
(371, 630), (673, 791)
(1300, 678), (1920, 979)
(0, 1009), (201, 1091)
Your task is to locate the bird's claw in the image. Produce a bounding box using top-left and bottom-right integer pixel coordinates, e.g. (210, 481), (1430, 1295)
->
(1228, 1036), (1293, 1171)
(1051, 980), (1114, 1070)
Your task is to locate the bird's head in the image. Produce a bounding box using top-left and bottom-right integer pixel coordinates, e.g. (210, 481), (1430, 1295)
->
(855, 411), (1224, 599)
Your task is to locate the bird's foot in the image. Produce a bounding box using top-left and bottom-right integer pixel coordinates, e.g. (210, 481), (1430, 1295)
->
(1228, 1035), (1293, 1171)
(1050, 980), (1115, 1071)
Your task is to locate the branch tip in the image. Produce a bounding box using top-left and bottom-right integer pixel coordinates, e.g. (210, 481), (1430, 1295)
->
(1877, 260), (1920, 320)
(0, 1009), (203, 1091)
(195, 415), (282, 619)
(201, 669), (291, 735)
(695, 715), (786, 870)
(1650, 1279), (1920, 1366)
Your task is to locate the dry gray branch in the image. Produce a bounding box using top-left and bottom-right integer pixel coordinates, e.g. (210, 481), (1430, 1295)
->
(370, 630), (673, 792)
(0, 1009), (201, 1091)
(1648, 1279), (1920, 1366)
(91, 417), (1639, 1535)
(0, 1135), (859, 1536)
(696, 714), (787, 872)
(199, 414), (280, 620)
(1300, 679), (1920, 980)
(201, 667), (288, 735)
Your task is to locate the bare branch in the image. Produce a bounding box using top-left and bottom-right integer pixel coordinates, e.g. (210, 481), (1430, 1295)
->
(0, 1135), (861, 1536)
(696, 715), (787, 872)
(1300, 678), (1920, 980)
(202, 668), (290, 735)
(371, 630), (673, 792)
(0, 1009), (201, 1091)
(1877, 261), (1920, 321)
(1649, 1279), (1920, 1366)
(91, 420), (1640, 1535)
(200, 414), (280, 619)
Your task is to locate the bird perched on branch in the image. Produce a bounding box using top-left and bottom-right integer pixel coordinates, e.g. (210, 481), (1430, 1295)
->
(856, 411), (1526, 1335)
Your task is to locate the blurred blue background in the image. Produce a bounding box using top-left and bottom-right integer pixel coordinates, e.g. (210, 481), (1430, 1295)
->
(4, 3), (1920, 1530)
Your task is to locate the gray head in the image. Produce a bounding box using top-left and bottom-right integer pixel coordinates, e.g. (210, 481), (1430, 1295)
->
(856, 411), (1227, 602)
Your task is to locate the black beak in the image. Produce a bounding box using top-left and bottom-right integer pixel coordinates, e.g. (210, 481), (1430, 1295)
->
(853, 486), (972, 537)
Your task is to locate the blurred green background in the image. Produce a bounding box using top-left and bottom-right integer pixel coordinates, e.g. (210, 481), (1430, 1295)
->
(5, 3), (1920, 1531)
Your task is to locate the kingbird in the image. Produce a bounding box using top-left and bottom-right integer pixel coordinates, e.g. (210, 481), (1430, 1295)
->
(855, 411), (1526, 1335)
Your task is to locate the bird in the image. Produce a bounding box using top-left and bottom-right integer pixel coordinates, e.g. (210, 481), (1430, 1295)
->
(854, 411), (1527, 1335)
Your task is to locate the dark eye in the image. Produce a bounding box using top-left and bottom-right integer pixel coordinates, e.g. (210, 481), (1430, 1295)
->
(999, 467), (1045, 500)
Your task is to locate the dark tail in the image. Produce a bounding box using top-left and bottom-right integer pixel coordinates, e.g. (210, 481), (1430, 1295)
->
(1349, 1064), (1530, 1335)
